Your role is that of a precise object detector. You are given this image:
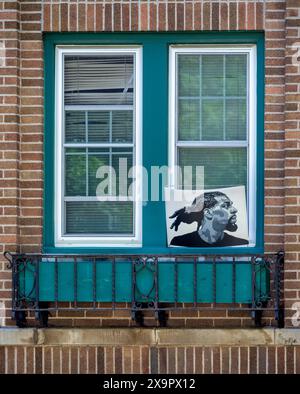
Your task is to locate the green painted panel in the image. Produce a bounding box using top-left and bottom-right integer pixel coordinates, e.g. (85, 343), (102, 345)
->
(236, 263), (252, 303)
(21, 260), (269, 304)
(197, 264), (213, 303)
(96, 261), (113, 302)
(115, 261), (132, 302)
(177, 263), (194, 302)
(158, 264), (174, 302)
(39, 263), (55, 301)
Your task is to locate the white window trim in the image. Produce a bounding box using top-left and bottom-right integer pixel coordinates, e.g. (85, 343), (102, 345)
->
(54, 46), (143, 247)
(168, 45), (257, 247)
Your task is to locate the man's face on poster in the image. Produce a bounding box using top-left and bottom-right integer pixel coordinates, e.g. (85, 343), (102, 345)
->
(205, 195), (238, 232)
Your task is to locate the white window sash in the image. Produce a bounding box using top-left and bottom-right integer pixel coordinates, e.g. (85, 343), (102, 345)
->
(55, 46), (143, 247)
(168, 45), (257, 247)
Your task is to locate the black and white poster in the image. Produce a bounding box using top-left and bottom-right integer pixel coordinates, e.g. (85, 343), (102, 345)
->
(165, 186), (249, 248)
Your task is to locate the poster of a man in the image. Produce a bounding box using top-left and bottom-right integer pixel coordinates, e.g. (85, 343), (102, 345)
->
(165, 186), (249, 248)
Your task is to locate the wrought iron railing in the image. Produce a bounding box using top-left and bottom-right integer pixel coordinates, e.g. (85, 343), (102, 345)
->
(4, 251), (284, 328)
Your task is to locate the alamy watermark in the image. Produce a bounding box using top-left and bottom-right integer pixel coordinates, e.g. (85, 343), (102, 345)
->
(291, 41), (300, 69)
(291, 302), (300, 327)
(94, 159), (205, 205)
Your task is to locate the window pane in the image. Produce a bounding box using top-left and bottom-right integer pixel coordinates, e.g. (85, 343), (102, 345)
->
(225, 55), (247, 97)
(178, 99), (200, 140)
(176, 53), (248, 142)
(178, 55), (200, 97)
(65, 148), (86, 196)
(65, 201), (134, 235)
(225, 99), (247, 140)
(64, 55), (134, 105)
(202, 99), (224, 140)
(202, 55), (224, 97)
(178, 147), (247, 189)
(88, 111), (110, 143)
(65, 111), (86, 143)
(111, 148), (133, 196)
(112, 110), (133, 143)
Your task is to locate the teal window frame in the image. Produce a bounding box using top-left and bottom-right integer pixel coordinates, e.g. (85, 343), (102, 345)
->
(44, 32), (264, 255)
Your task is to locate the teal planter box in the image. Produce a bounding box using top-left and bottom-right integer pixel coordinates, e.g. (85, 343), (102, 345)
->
(18, 259), (270, 305)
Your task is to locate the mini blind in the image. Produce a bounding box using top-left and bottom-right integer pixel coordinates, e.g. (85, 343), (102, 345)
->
(64, 56), (134, 105)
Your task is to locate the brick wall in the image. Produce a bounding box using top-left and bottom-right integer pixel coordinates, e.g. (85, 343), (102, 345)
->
(0, 1), (299, 329)
(284, 0), (300, 327)
(1, 344), (300, 374)
(1, 328), (300, 374)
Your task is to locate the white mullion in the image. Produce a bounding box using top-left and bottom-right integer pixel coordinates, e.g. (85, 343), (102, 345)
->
(179, 95), (246, 100)
(85, 112), (89, 197)
(199, 54), (202, 141)
(64, 196), (133, 202)
(65, 105), (133, 111)
(60, 52), (65, 238)
(64, 143), (134, 148)
(176, 141), (248, 148)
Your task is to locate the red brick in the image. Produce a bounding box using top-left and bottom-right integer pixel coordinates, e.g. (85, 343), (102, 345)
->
(150, 2), (157, 31)
(194, 2), (201, 30)
(229, 2), (237, 30)
(240, 347), (248, 374)
(203, 2), (210, 30)
(168, 347), (176, 373)
(141, 347), (149, 374)
(185, 2), (193, 31)
(220, 2), (228, 30)
(212, 2), (219, 31)
(70, 348), (79, 374)
(177, 3), (184, 31)
(247, 2), (255, 30)
(69, 3), (77, 32)
(256, 2), (264, 30)
(140, 3), (148, 31)
(52, 4), (59, 32)
(60, 3), (68, 32)
(78, 3), (86, 31)
(113, 2), (121, 32)
(193, 347), (202, 374)
(121, 3), (129, 31)
(168, 2), (175, 31)
(130, 2), (138, 31)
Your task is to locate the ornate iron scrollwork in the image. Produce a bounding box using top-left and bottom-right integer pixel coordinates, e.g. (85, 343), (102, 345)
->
(4, 251), (284, 328)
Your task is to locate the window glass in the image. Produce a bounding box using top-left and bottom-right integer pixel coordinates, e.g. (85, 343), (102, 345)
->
(176, 52), (248, 191)
(177, 53), (247, 143)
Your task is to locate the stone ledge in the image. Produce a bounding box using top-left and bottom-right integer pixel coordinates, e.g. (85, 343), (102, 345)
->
(1, 328), (300, 346)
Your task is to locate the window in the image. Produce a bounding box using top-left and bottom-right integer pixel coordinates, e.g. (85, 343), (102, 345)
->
(54, 47), (142, 247)
(169, 45), (257, 247)
(44, 33), (264, 254)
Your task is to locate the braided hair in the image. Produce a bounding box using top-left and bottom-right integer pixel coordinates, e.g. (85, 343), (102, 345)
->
(169, 191), (227, 231)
